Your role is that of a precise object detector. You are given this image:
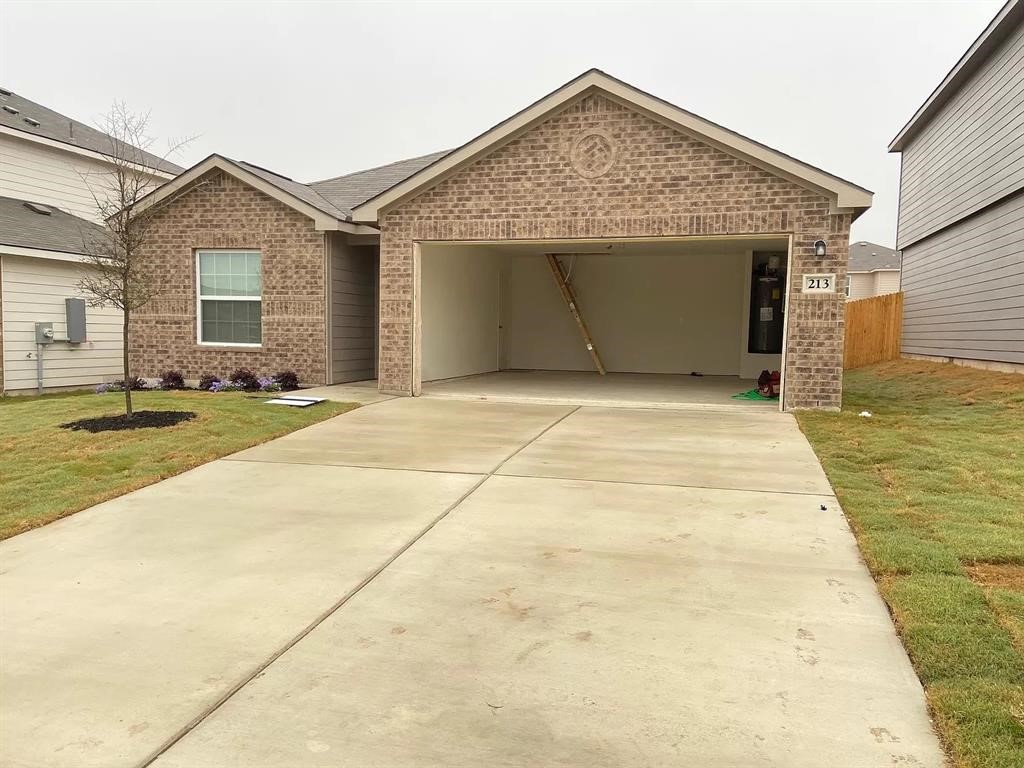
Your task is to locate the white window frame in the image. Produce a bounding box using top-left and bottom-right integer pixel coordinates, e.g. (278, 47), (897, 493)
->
(195, 249), (263, 347)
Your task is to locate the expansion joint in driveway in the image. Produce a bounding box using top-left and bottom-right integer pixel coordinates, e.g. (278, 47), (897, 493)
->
(136, 405), (580, 768)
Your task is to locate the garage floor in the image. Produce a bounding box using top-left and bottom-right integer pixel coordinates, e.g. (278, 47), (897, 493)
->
(0, 398), (943, 768)
(423, 370), (775, 409)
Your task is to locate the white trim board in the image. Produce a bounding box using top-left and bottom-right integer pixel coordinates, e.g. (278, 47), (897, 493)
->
(0, 244), (90, 263)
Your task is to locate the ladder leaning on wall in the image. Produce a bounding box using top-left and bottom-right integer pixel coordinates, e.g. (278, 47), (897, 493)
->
(544, 253), (606, 375)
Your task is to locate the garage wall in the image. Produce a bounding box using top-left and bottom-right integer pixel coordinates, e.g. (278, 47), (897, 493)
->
(502, 251), (747, 375)
(421, 246), (505, 381)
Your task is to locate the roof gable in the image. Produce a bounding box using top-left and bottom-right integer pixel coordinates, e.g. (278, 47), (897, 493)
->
(351, 70), (873, 223)
(129, 155), (377, 234)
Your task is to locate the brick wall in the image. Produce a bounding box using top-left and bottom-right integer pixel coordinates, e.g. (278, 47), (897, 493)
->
(131, 170), (329, 385)
(379, 93), (851, 409)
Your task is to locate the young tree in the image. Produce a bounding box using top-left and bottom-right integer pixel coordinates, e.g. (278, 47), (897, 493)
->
(78, 104), (190, 418)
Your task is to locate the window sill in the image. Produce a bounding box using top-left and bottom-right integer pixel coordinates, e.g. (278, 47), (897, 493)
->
(197, 342), (264, 350)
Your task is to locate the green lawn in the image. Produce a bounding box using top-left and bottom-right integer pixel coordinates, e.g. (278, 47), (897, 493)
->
(0, 390), (354, 540)
(797, 360), (1024, 768)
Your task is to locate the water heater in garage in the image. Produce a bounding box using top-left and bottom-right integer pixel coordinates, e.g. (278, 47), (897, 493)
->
(748, 253), (787, 354)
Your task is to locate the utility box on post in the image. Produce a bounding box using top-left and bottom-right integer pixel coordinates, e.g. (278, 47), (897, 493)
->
(34, 322), (55, 344)
(65, 298), (87, 343)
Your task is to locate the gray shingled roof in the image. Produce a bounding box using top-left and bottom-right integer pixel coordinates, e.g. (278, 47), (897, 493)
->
(309, 150), (452, 217)
(0, 88), (184, 175)
(235, 160), (349, 220)
(0, 196), (107, 254)
(849, 241), (901, 272)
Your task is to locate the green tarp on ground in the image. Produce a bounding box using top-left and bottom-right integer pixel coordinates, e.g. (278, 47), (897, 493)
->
(731, 389), (777, 401)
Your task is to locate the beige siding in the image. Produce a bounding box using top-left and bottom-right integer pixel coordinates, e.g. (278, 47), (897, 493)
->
(901, 192), (1024, 364)
(328, 233), (376, 384)
(874, 270), (902, 295)
(0, 134), (167, 221)
(897, 22), (1024, 248)
(0, 135), (111, 221)
(849, 270), (901, 299)
(1, 253), (123, 391)
(848, 272), (875, 300)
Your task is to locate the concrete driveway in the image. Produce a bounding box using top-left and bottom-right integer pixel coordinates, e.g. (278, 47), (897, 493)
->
(0, 398), (944, 768)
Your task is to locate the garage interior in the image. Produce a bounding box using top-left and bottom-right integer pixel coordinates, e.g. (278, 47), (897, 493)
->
(418, 236), (791, 408)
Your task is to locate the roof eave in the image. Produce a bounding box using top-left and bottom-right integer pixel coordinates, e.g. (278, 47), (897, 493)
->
(129, 154), (377, 234)
(0, 243), (92, 262)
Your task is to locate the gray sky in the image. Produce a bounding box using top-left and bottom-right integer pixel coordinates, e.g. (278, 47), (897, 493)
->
(0, 0), (1005, 245)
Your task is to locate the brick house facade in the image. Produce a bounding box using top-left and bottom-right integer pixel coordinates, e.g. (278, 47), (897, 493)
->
(375, 94), (853, 410)
(132, 171), (330, 385)
(129, 70), (871, 409)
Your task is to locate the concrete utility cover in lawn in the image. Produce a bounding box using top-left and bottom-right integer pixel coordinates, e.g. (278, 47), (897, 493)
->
(0, 398), (944, 767)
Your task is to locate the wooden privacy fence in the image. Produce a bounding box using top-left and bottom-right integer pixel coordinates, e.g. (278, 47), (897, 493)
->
(844, 292), (904, 369)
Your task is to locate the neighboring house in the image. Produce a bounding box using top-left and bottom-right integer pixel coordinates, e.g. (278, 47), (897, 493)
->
(889, 0), (1024, 371)
(0, 88), (182, 393)
(128, 69), (873, 411)
(846, 241), (902, 299)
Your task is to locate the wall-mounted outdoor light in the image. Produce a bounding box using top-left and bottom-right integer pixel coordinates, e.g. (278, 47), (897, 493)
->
(813, 240), (827, 257)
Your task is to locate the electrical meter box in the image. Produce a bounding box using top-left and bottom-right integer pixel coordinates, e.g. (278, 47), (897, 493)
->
(65, 298), (87, 343)
(34, 322), (55, 344)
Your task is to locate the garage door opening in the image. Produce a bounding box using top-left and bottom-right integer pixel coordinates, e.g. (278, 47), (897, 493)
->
(417, 236), (791, 409)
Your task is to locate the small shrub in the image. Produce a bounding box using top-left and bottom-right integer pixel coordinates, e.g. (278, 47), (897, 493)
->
(95, 382), (123, 394)
(257, 376), (281, 393)
(198, 374), (220, 392)
(229, 368), (260, 392)
(113, 376), (147, 391)
(159, 370), (186, 390)
(273, 370), (299, 391)
(209, 379), (240, 393)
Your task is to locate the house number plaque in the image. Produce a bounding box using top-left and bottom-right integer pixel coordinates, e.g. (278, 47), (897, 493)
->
(802, 273), (836, 293)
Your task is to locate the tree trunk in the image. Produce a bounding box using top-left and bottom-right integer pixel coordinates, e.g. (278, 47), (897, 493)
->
(122, 309), (133, 418)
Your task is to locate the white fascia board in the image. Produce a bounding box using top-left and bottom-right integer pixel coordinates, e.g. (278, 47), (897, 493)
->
(0, 124), (177, 180)
(130, 155), (377, 234)
(0, 244), (90, 263)
(351, 70), (872, 222)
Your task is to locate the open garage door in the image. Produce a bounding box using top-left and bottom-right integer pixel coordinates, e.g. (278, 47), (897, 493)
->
(418, 236), (791, 408)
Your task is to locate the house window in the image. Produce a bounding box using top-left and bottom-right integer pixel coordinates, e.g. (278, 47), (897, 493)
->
(845, 277), (852, 298)
(197, 250), (262, 345)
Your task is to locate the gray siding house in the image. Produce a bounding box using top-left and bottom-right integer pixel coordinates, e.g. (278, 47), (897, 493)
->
(889, 0), (1023, 369)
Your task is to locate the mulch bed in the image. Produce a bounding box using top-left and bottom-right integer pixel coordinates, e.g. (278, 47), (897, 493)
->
(60, 410), (197, 433)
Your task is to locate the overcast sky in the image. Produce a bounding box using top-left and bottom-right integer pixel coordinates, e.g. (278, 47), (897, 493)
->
(0, 0), (1005, 245)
